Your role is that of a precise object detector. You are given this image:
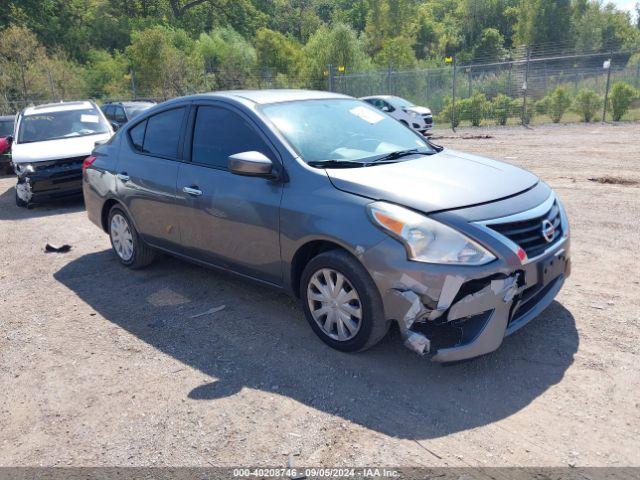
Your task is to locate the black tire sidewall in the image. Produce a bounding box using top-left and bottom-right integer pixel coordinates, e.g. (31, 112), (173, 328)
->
(300, 250), (384, 352)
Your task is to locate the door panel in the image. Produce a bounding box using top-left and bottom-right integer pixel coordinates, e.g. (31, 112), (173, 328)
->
(116, 107), (186, 250)
(177, 104), (283, 285)
(117, 151), (181, 250)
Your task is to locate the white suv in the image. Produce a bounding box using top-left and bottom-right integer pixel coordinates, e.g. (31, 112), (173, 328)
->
(361, 95), (433, 135)
(12, 100), (113, 207)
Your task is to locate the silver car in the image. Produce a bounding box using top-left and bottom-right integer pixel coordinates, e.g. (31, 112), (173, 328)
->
(83, 90), (570, 362)
(361, 95), (434, 134)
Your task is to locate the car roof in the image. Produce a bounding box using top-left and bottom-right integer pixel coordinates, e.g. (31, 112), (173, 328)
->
(104, 101), (156, 107)
(0, 115), (14, 121)
(184, 89), (351, 105)
(22, 100), (96, 116)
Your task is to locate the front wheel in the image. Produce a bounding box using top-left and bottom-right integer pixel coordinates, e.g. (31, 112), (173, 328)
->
(108, 206), (155, 269)
(300, 250), (389, 352)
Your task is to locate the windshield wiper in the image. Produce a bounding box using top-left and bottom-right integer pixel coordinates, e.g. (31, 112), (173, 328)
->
(367, 148), (435, 165)
(307, 159), (366, 169)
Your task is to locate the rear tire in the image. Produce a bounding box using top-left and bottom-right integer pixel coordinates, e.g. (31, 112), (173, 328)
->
(300, 249), (389, 352)
(108, 205), (155, 269)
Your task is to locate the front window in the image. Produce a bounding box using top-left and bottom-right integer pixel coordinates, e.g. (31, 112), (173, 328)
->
(0, 120), (12, 137)
(261, 99), (433, 164)
(18, 107), (110, 143)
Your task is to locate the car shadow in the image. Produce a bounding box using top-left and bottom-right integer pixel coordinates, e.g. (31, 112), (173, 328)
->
(0, 184), (85, 220)
(54, 250), (578, 440)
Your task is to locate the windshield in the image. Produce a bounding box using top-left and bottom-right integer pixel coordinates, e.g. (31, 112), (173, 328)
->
(18, 107), (110, 143)
(391, 97), (414, 108)
(0, 120), (13, 137)
(261, 99), (433, 164)
(125, 104), (153, 119)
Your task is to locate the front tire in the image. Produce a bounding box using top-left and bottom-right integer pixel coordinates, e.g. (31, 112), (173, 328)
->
(108, 206), (155, 269)
(300, 250), (389, 352)
(15, 188), (28, 208)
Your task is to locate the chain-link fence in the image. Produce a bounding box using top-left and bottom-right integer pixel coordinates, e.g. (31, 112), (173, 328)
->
(2, 45), (639, 127)
(330, 46), (640, 128)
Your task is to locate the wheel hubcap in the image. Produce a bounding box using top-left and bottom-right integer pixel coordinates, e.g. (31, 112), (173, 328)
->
(307, 268), (362, 341)
(110, 213), (134, 261)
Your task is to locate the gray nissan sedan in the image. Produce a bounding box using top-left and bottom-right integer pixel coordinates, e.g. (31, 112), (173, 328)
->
(83, 90), (571, 362)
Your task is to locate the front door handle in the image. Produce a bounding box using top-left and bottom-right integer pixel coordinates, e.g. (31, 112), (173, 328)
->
(116, 172), (130, 182)
(183, 186), (203, 197)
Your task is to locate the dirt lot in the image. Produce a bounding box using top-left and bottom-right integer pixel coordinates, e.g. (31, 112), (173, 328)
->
(1, 123), (639, 468)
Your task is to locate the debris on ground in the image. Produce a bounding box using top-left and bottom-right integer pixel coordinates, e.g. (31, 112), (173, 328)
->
(432, 134), (493, 140)
(44, 243), (72, 253)
(588, 176), (638, 186)
(190, 305), (226, 319)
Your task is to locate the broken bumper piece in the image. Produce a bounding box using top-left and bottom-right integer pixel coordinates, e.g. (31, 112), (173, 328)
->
(362, 235), (570, 362)
(15, 157), (85, 205)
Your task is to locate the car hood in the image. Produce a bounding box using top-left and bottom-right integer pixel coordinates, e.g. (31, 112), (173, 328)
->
(405, 106), (431, 115)
(11, 133), (112, 164)
(326, 149), (539, 213)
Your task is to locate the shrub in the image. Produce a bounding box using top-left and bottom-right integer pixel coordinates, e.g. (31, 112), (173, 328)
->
(511, 98), (535, 125)
(535, 97), (550, 116)
(440, 98), (460, 128)
(490, 93), (512, 125)
(462, 92), (489, 126)
(573, 89), (601, 122)
(609, 81), (637, 121)
(542, 86), (572, 123)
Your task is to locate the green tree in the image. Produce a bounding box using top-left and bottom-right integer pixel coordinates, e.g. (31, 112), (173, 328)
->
(473, 28), (506, 62)
(374, 36), (417, 69)
(255, 28), (303, 77)
(301, 22), (370, 86)
(197, 27), (257, 89)
(84, 49), (130, 99)
(0, 25), (46, 102)
(127, 26), (204, 98)
(514, 0), (572, 47)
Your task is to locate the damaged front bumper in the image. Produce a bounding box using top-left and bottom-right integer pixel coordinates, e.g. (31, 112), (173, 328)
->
(14, 157), (85, 205)
(361, 203), (571, 362)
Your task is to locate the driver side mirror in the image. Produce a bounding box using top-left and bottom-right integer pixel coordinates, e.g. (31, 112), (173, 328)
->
(228, 151), (274, 177)
(6, 135), (13, 146)
(110, 121), (120, 132)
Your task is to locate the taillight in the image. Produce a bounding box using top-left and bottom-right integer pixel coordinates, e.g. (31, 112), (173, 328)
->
(82, 155), (97, 173)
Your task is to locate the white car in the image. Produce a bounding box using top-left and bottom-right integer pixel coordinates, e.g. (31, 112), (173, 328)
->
(12, 100), (113, 207)
(360, 95), (433, 134)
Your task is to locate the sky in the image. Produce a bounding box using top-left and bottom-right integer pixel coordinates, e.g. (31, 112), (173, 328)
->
(608, 0), (637, 15)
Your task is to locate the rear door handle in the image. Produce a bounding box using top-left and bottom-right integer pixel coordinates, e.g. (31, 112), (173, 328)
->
(183, 186), (203, 197)
(116, 172), (129, 182)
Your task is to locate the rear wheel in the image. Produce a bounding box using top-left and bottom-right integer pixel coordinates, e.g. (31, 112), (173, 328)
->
(108, 206), (155, 268)
(300, 250), (389, 352)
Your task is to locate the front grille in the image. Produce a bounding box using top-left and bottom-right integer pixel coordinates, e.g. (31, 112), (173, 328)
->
(32, 156), (85, 172)
(423, 115), (433, 125)
(487, 201), (563, 258)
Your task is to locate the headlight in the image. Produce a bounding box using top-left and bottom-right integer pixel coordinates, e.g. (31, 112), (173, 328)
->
(367, 202), (496, 265)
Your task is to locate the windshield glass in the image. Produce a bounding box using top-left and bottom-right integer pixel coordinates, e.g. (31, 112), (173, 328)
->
(18, 107), (110, 143)
(0, 120), (13, 137)
(125, 104), (153, 119)
(392, 97), (414, 108)
(261, 99), (432, 164)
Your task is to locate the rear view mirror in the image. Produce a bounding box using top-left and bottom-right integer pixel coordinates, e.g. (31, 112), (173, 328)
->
(228, 151), (274, 177)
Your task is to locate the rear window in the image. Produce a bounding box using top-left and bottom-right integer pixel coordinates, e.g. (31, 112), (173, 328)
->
(128, 107), (184, 158)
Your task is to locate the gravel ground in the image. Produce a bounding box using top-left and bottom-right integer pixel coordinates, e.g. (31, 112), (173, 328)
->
(1, 122), (639, 467)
